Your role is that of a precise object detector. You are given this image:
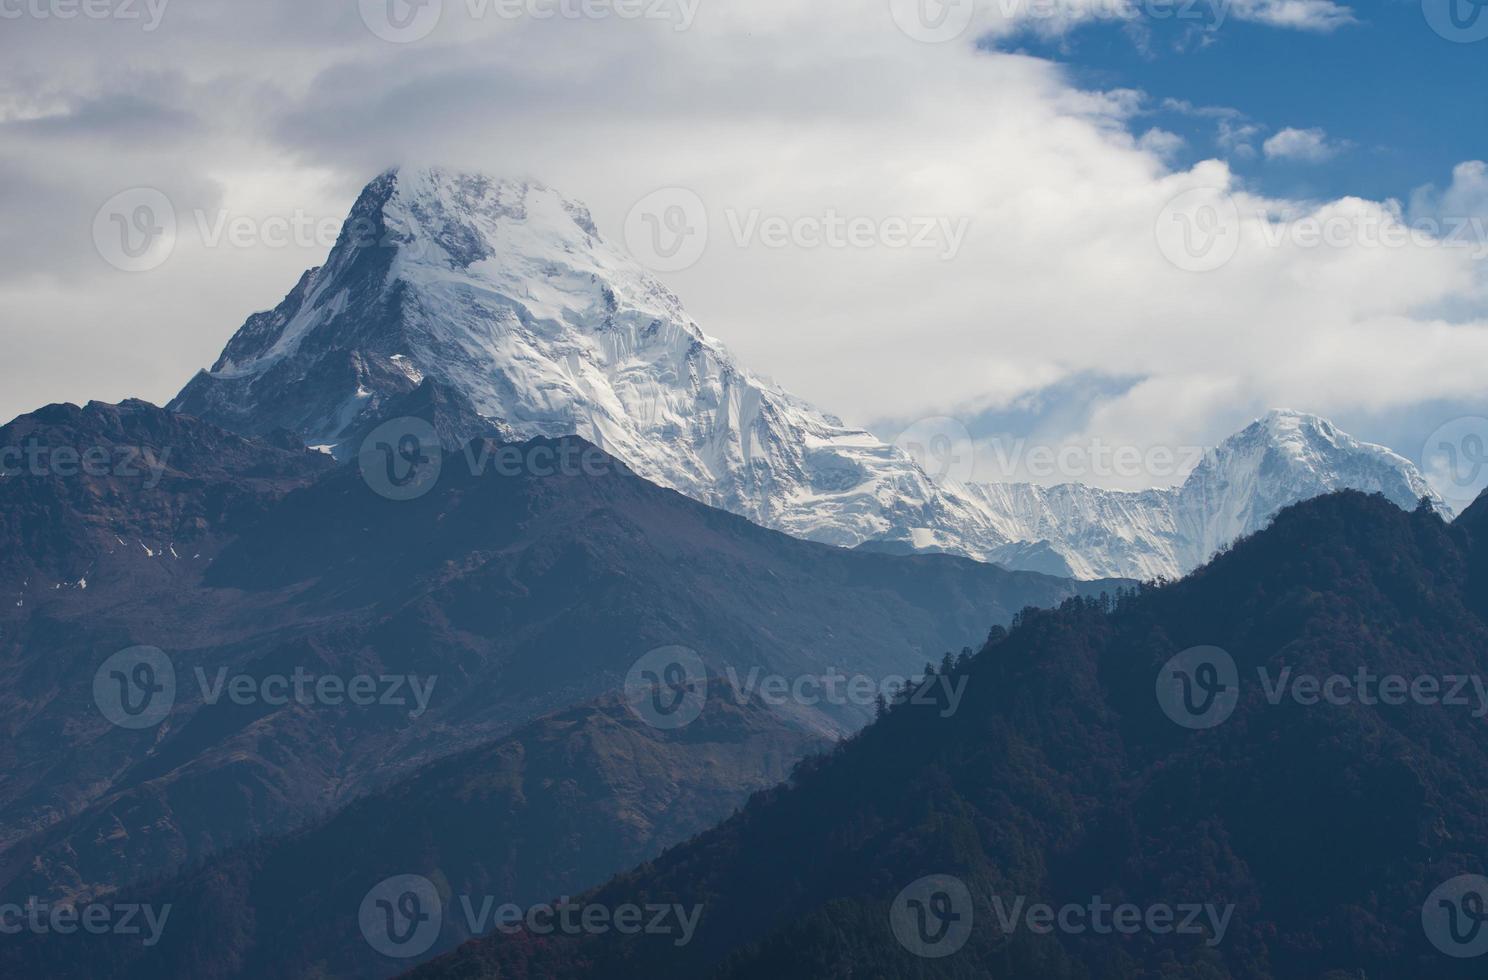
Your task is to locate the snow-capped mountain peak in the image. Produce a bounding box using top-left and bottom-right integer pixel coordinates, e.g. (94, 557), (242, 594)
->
(962, 409), (1447, 581)
(171, 167), (1007, 555)
(172, 168), (1444, 583)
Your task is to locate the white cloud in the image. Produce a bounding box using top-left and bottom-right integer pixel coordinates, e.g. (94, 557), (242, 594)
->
(1218, 119), (1264, 159)
(1137, 127), (1186, 160)
(1410, 160), (1488, 223)
(0, 0), (1482, 491)
(1263, 126), (1346, 162)
(1224, 0), (1356, 31)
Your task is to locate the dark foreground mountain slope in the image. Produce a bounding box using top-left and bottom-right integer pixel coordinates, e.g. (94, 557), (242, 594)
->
(409, 491), (1488, 980)
(0, 687), (825, 979)
(0, 400), (1107, 905)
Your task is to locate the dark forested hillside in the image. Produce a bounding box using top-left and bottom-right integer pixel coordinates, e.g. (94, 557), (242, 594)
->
(0, 400), (1105, 934)
(410, 490), (1488, 980)
(0, 687), (827, 979)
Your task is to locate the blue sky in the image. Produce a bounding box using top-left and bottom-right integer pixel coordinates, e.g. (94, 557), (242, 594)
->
(996, 0), (1486, 205)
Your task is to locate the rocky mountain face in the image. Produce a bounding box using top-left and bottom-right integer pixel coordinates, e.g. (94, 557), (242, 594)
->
(169, 168), (1444, 582)
(169, 168), (1006, 557)
(405, 488), (1488, 980)
(0, 399), (1105, 907)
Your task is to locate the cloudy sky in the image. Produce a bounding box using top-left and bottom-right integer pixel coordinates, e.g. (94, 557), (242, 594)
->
(3, 0), (1487, 495)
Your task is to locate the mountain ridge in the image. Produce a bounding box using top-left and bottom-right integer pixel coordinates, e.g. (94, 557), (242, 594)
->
(169, 167), (1443, 581)
(403, 487), (1488, 979)
(0, 398), (1106, 906)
